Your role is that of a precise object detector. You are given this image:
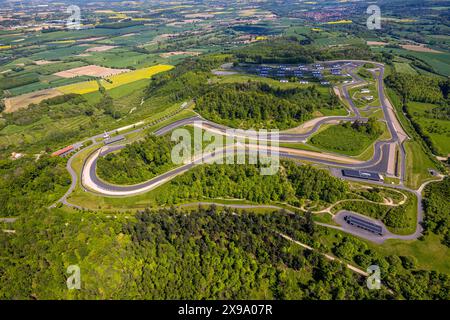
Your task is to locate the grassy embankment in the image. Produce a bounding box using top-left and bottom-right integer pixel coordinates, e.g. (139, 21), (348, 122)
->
(406, 101), (450, 156)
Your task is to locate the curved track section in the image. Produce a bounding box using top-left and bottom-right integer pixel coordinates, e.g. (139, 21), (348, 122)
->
(81, 61), (405, 197)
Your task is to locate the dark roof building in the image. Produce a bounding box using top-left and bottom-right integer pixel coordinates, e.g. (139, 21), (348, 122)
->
(344, 215), (383, 235)
(342, 169), (383, 181)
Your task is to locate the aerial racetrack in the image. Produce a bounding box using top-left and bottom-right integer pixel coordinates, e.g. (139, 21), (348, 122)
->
(53, 60), (440, 243)
(77, 61), (407, 196)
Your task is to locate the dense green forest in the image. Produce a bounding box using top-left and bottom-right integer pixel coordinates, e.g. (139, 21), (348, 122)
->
(1, 207), (449, 300)
(423, 178), (450, 247)
(195, 82), (340, 129)
(146, 53), (343, 130)
(0, 155), (70, 216)
(155, 160), (348, 206)
(385, 73), (449, 105)
(95, 137), (413, 234)
(0, 35), (448, 301)
(97, 134), (176, 185)
(234, 37), (375, 64)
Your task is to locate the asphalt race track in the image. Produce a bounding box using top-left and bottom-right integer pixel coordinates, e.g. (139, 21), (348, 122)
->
(80, 61), (405, 196)
(53, 60), (431, 242)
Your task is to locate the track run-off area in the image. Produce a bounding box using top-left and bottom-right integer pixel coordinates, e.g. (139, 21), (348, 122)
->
(54, 60), (446, 243)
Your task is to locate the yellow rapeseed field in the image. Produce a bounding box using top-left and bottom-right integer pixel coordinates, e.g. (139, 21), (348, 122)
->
(58, 80), (99, 95)
(57, 64), (174, 95)
(101, 65), (173, 90)
(326, 20), (353, 24)
(49, 40), (77, 44)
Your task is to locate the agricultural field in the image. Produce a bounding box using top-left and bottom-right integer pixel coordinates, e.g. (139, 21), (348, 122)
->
(372, 46), (450, 77)
(5, 64), (173, 108)
(3, 88), (63, 112)
(1, 88), (167, 153)
(393, 62), (418, 75)
(54, 65), (129, 78)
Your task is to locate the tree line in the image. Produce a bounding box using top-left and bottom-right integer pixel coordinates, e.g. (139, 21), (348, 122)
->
(385, 72), (449, 156)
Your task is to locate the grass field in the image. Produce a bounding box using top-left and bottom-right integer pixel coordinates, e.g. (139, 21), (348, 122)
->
(407, 101), (450, 155)
(309, 124), (381, 156)
(317, 107), (348, 117)
(393, 62), (418, 75)
(374, 233), (450, 274)
(349, 83), (380, 109)
(372, 47), (450, 76)
(405, 140), (441, 189)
